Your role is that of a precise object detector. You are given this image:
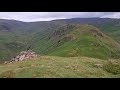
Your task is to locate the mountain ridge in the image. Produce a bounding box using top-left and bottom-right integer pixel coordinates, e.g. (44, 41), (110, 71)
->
(0, 18), (120, 61)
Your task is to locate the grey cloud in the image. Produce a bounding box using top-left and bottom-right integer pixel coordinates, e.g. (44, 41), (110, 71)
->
(0, 12), (119, 22)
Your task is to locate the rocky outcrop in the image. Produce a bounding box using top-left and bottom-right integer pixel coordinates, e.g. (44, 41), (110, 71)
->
(64, 34), (76, 41)
(90, 29), (104, 37)
(4, 50), (38, 64)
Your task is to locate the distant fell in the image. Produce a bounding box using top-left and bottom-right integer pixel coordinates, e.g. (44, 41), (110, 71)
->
(0, 18), (120, 61)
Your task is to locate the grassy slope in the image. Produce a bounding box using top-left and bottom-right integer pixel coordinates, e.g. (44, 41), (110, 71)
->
(1, 23), (120, 61)
(47, 24), (120, 60)
(0, 30), (30, 61)
(58, 18), (120, 43)
(98, 24), (120, 43)
(0, 21), (66, 61)
(1, 20), (120, 61)
(0, 56), (120, 78)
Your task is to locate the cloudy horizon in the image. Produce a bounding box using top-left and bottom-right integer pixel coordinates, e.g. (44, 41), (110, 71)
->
(0, 12), (120, 22)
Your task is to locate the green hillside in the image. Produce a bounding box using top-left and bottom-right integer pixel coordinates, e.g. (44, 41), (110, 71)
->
(0, 56), (120, 78)
(45, 24), (120, 60)
(0, 19), (120, 61)
(97, 23), (120, 43)
(56, 18), (120, 43)
(0, 18), (120, 78)
(0, 31), (30, 62)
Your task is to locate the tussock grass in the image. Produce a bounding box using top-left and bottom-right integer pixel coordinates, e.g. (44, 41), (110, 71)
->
(0, 70), (15, 78)
(0, 56), (120, 78)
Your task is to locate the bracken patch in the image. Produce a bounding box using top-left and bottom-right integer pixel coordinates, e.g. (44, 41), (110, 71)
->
(0, 70), (15, 78)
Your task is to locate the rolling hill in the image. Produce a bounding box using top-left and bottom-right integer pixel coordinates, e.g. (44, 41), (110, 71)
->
(0, 18), (120, 61)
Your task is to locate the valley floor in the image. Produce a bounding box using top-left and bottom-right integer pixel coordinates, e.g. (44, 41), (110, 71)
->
(0, 56), (120, 78)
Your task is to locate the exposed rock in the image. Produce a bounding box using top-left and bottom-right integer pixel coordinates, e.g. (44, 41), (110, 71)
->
(4, 61), (8, 64)
(64, 34), (76, 41)
(4, 50), (38, 64)
(90, 29), (104, 37)
(94, 64), (103, 68)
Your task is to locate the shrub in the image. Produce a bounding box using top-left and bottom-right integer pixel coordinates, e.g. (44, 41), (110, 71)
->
(103, 62), (120, 74)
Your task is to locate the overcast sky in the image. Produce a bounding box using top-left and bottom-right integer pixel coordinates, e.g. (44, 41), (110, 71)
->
(0, 12), (120, 22)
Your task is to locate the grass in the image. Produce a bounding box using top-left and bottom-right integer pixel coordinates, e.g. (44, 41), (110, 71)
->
(48, 29), (120, 60)
(1, 23), (120, 61)
(98, 24), (120, 43)
(0, 56), (120, 78)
